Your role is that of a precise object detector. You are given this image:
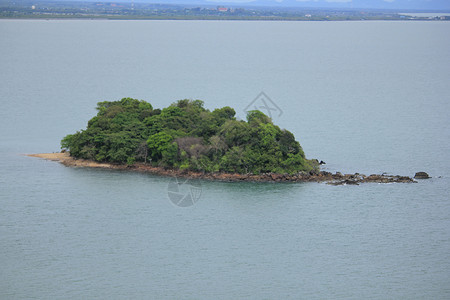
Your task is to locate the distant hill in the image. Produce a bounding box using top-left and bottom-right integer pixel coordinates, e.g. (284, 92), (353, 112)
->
(25, 0), (450, 11)
(127, 0), (450, 10)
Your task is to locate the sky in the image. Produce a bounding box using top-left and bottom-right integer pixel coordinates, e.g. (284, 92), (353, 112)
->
(131, 0), (450, 10)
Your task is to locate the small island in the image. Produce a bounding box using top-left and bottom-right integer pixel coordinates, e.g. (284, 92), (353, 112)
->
(31, 97), (418, 185)
(61, 98), (317, 174)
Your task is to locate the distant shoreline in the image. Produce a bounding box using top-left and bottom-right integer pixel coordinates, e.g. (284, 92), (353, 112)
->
(2, 16), (449, 21)
(28, 152), (417, 185)
(3, 0), (449, 22)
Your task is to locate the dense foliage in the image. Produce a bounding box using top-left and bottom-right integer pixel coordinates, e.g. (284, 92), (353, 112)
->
(61, 98), (317, 174)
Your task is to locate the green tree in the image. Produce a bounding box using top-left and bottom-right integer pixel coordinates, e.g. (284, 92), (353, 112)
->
(246, 110), (272, 126)
(147, 131), (174, 161)
(219, 120), (251, 147)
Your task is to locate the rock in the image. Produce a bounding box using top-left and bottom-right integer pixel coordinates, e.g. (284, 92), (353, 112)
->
(309, 170), (319, 176)
(319, 160), (326, 165)
(344, 179), (359, 185)
(270, 173), (283, 181)
(398, 176), (415, 183)
(327, 179), (359, 186)
(414, 172), (430, 179)
(327, 181), (342, 186)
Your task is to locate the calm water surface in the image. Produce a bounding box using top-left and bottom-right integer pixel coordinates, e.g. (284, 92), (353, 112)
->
(1, 20), (449, 299)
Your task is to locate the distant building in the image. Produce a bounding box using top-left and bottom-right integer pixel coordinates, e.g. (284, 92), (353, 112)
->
(217, 6), (228, 12)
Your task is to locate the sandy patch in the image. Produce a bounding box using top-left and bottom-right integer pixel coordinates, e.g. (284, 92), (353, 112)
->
(26, 152), (114, 168)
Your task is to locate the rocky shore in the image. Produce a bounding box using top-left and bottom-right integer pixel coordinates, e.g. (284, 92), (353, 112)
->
(28, 152), (418, 185)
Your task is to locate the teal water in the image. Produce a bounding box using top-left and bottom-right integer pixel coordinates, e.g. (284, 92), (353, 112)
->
(1, 20), (449, 299)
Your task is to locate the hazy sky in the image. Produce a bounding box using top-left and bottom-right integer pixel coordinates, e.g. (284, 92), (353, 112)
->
(134, 0), (450, 10)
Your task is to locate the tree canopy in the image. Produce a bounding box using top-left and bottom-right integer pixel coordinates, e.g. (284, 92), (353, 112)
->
(61, 98), (317, 174)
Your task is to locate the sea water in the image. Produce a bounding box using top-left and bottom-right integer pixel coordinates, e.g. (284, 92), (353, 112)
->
(1, 20), (449, 299)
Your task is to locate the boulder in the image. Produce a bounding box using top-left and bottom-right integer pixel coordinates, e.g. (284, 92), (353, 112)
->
(414, 172), (430, 179)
